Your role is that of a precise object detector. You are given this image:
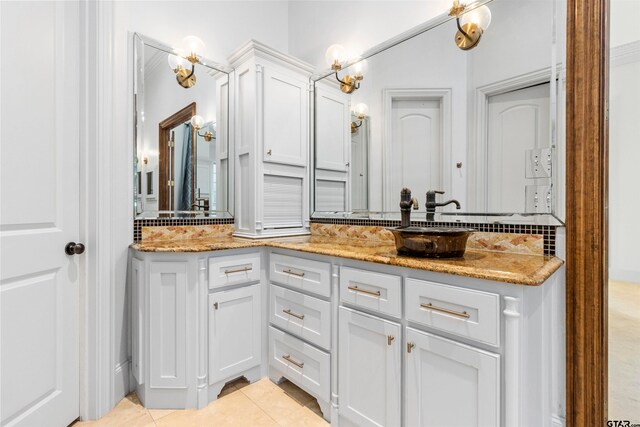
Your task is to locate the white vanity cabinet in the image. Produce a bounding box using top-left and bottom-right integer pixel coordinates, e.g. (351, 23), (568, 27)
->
(130, 249), (264, 410)
(130, 246), (565, 426)
(229, 41), (314, 238)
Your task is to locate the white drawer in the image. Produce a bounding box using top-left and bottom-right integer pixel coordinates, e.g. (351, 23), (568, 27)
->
(269, 253), (331, 298)
(209, 253), (261, 289)
(270, 284), (331, 350)
(406, 278), (500, 346)
(340, 266), (402, 318)
(269, 326), (330, 402)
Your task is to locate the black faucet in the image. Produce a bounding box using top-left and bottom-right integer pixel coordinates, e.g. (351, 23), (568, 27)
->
(425, 190), (460, 221)
(399, 188), (419, 227)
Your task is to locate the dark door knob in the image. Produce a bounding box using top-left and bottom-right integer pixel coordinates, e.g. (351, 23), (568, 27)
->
(65, 242), (85, 255)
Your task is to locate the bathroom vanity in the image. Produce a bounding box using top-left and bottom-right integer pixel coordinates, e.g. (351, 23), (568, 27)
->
(130, 236), (564, 426)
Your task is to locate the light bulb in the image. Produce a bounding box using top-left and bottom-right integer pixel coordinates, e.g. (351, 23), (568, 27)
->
(167, 54), (189, 71)
(325, 44), (346, 69)
(190, 115), (204, 130)
(182, 35), (205, 61)
(460, 5), (492, 30)
(353, 103), (369, 118)
(352, 59), (368, 78)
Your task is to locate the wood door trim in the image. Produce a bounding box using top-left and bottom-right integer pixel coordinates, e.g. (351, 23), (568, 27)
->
(565, 0), (609, 425)
(158, 102), (196, 211)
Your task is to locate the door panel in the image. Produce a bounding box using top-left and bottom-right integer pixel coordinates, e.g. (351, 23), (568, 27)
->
(0, 2), (80, 426)
(388, 99), (442, 211)
(487, 83), (551, 212)
(406, 328), (500, 427)
(338, 307), (401, 427)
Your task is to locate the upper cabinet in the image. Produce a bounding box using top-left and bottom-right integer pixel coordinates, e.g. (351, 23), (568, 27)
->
(230, 41), (314, 238)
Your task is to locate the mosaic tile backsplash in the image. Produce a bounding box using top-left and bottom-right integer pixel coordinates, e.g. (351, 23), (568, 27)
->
(310, 218), (556, 256)
(134, 218), (234, 242)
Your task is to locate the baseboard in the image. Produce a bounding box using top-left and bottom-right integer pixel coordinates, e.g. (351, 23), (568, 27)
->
(609, 269), (640, 284)
(114, 360), (131, 403)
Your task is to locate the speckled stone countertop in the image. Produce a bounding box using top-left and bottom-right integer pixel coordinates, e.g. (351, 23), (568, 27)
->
(130, 235), (563, 286)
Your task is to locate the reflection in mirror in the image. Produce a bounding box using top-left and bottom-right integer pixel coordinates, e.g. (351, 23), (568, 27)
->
(312, 0), (566, 225)
(134, 33), (232, 219)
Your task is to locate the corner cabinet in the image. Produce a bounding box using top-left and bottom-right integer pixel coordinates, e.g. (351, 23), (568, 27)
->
(130, 249), (264, 409)
(229, 41), (313, 238)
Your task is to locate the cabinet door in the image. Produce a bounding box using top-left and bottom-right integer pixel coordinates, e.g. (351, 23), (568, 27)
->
(149, 261), (188, 389)
(263, 67), (308, 166)
(405, 327), (500, 427)
(338, 307), (401, 427)
(209, 284), (261, 385)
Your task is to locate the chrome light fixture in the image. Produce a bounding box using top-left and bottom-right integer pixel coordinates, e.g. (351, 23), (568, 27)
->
(168, 36), (205, 88)
(448, 1), (492, 50)
(190, 115), (215, 142)
(351, 103), (369, 133)
(325, 44), (366, 94)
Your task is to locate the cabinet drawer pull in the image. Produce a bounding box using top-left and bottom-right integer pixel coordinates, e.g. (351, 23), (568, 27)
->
(387, 335), (395, 346)
(420, 302), (470, 319)
(407, 342), (415, 353)
(282, 354), (304, 368)
(224, 266), (251, 275)
(283, 308), (305, 320)
(283, 268), (305, 278)
(348, 285), (381, 297)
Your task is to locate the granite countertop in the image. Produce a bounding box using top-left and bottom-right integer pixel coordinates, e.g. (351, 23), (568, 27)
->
(130, 235), (564, 286)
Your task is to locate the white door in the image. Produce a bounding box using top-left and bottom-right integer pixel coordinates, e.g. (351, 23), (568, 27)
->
(0, 2), (80, 426)
(338, 307), (401, 427)
(487, 83), (551, 212)
(405, 328), (500, 427)
(351, 116), (368, 211)
(387, 98), (442, 211)
(208, 285), (261, 385)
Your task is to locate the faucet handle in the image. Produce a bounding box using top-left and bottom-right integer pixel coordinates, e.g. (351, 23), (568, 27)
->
(411, 197), (419, 209)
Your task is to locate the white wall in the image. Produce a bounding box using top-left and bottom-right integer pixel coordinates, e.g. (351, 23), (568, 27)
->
(288, 0), (449, 69)
(609, 0), (640, 283)
(111, 0), (290, 407)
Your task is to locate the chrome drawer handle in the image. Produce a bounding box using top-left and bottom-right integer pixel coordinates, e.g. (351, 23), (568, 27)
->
(224, 266), (251, 275)
(348, 285), (381, 297)
(283, 268), (305, 278)
(283, 308), (305, 320)
(282, 354), (304, 368)
(420, 302), (470, 319)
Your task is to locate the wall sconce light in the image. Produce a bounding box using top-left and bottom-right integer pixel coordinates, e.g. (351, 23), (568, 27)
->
(351, 103), (369, 134)
(167, 36), (206, 88)
(190, 115), (215, 142)
(325, 44), (366, 94)
(448, 1), (492, 50)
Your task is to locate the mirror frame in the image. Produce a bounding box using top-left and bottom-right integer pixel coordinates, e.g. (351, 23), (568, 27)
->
(133, 32), (235, 220)
(309, 0), (566, 226)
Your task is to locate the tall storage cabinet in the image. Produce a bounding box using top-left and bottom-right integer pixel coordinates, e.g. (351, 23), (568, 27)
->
(229, 40), (313, 238)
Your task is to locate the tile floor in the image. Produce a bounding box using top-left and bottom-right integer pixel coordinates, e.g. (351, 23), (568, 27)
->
(609, 280), (640, 421)
(71, 377), (328, 427)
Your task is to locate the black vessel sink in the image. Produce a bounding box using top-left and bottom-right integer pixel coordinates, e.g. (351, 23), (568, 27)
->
(387, 226), (475, 258)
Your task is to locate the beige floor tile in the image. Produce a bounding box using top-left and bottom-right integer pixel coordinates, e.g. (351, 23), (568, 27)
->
(73, 393), (155, 427)
(278, 405), (330, 427)
(249, 388), (305, 424)
(305, 399), (325, 418)
(277, 380), (315, 406)
(156, 390), (277, 427)
(240, 377), (284, 402)
(147, 408), (176, 421)
(609, 280), (640, 421)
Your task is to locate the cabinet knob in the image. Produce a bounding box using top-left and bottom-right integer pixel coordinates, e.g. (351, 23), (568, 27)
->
(267, 149), (272, 155)
(65, 242), (85, 255)
(387, 335), (395, 346)
(213, 302), (219, 310)
(407, 342), (415, 353)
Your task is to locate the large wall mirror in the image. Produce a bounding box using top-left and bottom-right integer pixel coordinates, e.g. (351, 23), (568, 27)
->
(312, 0), (566, 225)
(134, 33), (233, 219)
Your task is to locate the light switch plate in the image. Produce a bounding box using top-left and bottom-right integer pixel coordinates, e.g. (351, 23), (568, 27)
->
(525, 148), (552, 178)
(525, 185), (552, 213)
